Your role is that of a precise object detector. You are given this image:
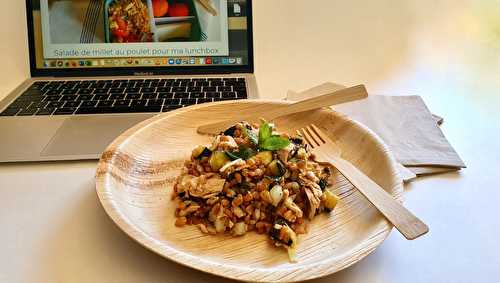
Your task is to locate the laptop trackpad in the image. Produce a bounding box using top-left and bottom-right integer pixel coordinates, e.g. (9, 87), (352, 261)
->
(41, 114), (154, 157)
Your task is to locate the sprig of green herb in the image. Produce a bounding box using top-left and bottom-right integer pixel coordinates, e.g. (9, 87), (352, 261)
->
(258, 120), (290, 151)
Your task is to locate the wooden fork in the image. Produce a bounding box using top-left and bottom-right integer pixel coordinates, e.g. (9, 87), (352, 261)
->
(298, 124), (429, 240)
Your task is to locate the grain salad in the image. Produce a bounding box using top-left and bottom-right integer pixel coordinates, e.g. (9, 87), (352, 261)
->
(172, 120), (340, 261)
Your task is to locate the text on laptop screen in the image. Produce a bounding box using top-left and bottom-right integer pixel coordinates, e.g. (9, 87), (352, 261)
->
(30, 0), (249, 69)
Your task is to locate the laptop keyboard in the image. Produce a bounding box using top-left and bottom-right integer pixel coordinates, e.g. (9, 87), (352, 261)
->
(0, 78), (248, 116)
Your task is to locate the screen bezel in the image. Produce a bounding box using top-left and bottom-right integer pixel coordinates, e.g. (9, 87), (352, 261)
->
(26, 0), (254, 77)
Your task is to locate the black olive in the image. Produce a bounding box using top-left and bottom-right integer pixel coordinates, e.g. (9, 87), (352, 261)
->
(290, 137), (303, 145)
(318, 178), (328, 191)
(269, 227), (280, 241)
(178, 191), (185, 198)
(268, 219), (292, 246)
(196, 147), (212, 159)
(223, 125), (237, 136)
(275, 218), (287, 226)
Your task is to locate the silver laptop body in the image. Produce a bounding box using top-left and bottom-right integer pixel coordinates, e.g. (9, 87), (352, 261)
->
(0, 0), (258, 163)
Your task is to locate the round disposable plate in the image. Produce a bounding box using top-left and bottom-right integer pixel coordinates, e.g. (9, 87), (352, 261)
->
(96, 100), (403, 282)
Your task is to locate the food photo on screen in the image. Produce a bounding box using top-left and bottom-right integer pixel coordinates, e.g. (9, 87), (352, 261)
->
(38, 0), (230, 60)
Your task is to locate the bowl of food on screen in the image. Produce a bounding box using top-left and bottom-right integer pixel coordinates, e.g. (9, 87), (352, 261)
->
(105, 0), (155, 43)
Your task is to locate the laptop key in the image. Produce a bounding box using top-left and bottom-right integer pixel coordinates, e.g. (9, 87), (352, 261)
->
(157, 87), (171, 92)
(47, 101), (65, 108)
(97, 100), (114, 107)
(125, 87), (141, 93)
(109, 88), (125, 94)
(157, 92), (173, 99)
(35, 108), (55, 115)
(114, 99), (131, 107)
(131, 99), (147, 107)
(33, 101), (48, 108)
(136, 82), (150, 88)
(24, 88), (44, 96)
(78, 88), (93, 94)
(44, 96), (61, 102)
(9, 99), (32, 108)
(76, 94), (93, 101)
(237, 91), (248, 99)
(234, 86), (247, 93)
(61, 95), (76, 101)
(165, 98), (180, 105)
(141, 93), (157, 99)
(64, 101), (81, 108)
(222, 92), (237, 99)
(110, 93), (126, 100)
(218, 86), (232, 92)
(206, 92), (221, 98)
(148, 99), (164, 106)
(46, 89), (63, 95)
(210, 81), (224, 86)
(126, 93), (142, 100)
(94, 88), (108, 94)
(172, 86), (186, 92)
(181, 98), (197, 105)
(187, 87), (202, 92)
(174, 92), (189, 99)
(196, 81), (210, 87)
(62, 89), (78, 95)
(18, 107), (39, 116)
(93, 94), (110, 100)
(141, 87), (156, 93)
(54, 107), (76, 115)
(190, 92), (204, 99)
(81, 100), (98, 107)
(202, 86), (216, 92)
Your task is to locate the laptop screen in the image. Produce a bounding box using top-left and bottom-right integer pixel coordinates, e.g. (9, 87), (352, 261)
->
(28, 0), (251, 73)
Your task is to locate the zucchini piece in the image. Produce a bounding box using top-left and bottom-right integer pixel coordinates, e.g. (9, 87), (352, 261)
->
(191, 146), (205, 159)
(323, 190), (340, 211)
(254, 151), (273, 165)
(267, 159), (286, 177)
(209, 151), (230, 171)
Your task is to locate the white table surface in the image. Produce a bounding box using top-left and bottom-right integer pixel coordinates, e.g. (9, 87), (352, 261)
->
(1, 1), (500, 282)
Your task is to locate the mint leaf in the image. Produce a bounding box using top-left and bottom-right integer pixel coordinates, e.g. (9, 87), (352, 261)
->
(260, 135), (290, 151)
(225, 151), (241, 160)
(238, 146), (257, 159)
(259, 120), (272, 145)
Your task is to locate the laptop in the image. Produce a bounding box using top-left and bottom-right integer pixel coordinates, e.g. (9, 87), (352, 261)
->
(0, 0), (258, 163)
